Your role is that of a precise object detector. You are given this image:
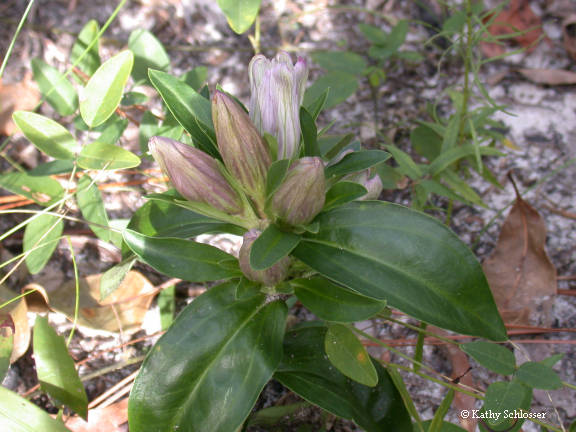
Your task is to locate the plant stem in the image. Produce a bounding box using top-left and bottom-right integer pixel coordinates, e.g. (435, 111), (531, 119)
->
(0, 0), (35, 79)
(458, 0), (474, 145)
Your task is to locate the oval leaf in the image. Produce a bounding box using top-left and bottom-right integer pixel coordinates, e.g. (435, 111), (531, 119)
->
(481, 380), (532, 430)
(250, 224), (300, 270)
(123, 229), (241, 282)
(303, 71), (358, 109)
(275, 325), (411, 432)
(31, 59), (78, 116)
(460, 341), (515, 375)
(292, 277), (385, 322)
(325, 324), (378, 387)
(70, 19), (101, 77)
(325, 150), (390, 178)
(128, 281), (287, 432)
(13, 111), (77, 159)
(324, 181), (367, 211)
(0, 173), (64, 206)
(217, 0), (262, 33)
(76, 174), (110, 242)
(23, 213), (64, 274)
(516, 361), (563, 390)
(292, 202), (507, 341)
(33, 317), (88, 419)
(80, 50), (134, 128)
(77, 142), (140, 170)
(128, 29), (170, 84)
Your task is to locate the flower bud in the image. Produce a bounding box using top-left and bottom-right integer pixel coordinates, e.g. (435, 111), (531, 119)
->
(212, 91), (271, 202)
(249, 52), (308, 160)
(345, 170), (383, 200)
(271, 157), (326, 226)
(149, 136), (243, 214)
(239, 230), (290, 286)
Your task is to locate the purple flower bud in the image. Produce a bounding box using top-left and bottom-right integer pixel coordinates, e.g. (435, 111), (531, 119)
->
(271, 157), (326, 225)
(239, 230), (290, 286)
(249, 52), (308, 160)
(212, 91), (271, 203)
(345, 170), (384, 200)
(149, 136), (243, 214)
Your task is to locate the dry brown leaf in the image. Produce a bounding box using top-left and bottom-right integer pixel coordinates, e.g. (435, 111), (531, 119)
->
(0, 286), (31, 362)
(48, 271), (156, 333)
(66, 398), (128, 432)
(562, 14), (576, 61)
(481, 0), (543, 58)
(483, 186), (557, 326)
(0, 73), (40, 135)
(519, 68), (576, 85)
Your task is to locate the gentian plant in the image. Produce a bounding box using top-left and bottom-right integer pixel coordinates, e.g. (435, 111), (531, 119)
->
(124, 52), (506, 431)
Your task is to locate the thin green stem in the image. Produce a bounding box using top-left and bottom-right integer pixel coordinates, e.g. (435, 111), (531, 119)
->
(65, 237), (80, 347)
(0, 0), (35, 79)
(457, 0), (474, 145)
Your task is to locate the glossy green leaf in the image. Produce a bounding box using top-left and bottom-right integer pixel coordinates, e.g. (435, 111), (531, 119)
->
(148, 69), (218, 158)
(12, 111), (77, 159)
(33, 317), (88, 419)
(70, 19), (101, 77)
(326, 150), (390, 178)
(124, 229), (241, 281)
(31, 59), (78, 116)
(292, 277), (385, 322)
(0, 173), (64, 206)
(128, 196), (243, 238)
(76, 175), (110, 242)
(100, 258), (135, 301)
(80, 50), (134, 128)
(157, 284), (175, 331)
(325, 324), (378, 387)
(292, 202), (507, 341)
(128, 29), (170, 83)
(324, 181), (367, 211)
(0, 386), (71, 432)
(77, 142), (140, 170)
(128, 281), (287, 431)
(320, 133), (354, 159)
(384, 145), (423, 180)
(516, 362), (563, 390)
(217, 0), (262, 33)
(311, 51), (367, 75)
(23, 214), (64, 274)
(250, 224), (300, 270)
(461, 341), (515, 375)
(182, 66), (208, 91)
(300, 107), (320, 157)
(0, 314), (14, 380)
(427, 145), (503, 176)
(303, 71), (358, 109)
(481, 380), (532, 430)
(275, 326), (411, 432)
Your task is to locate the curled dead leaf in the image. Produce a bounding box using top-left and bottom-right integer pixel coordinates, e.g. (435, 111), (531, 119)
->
(0, 286), (30, 363)
(519, 68), (576, 85)
(483, 184), (557, 326)
(0, 73), (40, 136)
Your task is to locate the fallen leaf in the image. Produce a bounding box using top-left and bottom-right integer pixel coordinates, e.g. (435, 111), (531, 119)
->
(519, 68), (576, 85)
(483, 183), (557, 326)
(562, 14), (576, 61)
(481, 0), (543, 58)
(66, 398), (128, 432)
(0, 73), (40, 135)
(48, 271), (156, 333)
(0, 286), (31, 362)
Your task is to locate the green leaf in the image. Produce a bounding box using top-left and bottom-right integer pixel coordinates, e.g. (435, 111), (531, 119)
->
(384, 145), (423, 180)
(100, 258), (135, 301)
(292, 277), (385, 322)
(250, 224), (300, 270)
(128, 29), (170, 84)
(292, 202), (507, 341)
(121, 91), (148, 106)
(128, 196), (243, 238)
(265, 159), (290, 198)
(427, 145), (503, 176)
(31, 59), (78, 116)
(320, 133), (354, 159)
(128, 281), (287, 431)
(419, 179), (476, 207)
(325, 324), (378, 387)
(217, 0), (262, 33)
(421, 420), (467, 432)
(12, 111), (78, 159)
(0, 314), (14, 380)
(80, 50), (134, 128)
(123, 229), (241, 282)
(441, 112), (461, 152)
(97, 115), (128, 145)
(461, 341), (515, 375)
(411, 124), (442, 161)
(300, 107), (320, 157)
(70, 19), (101, 77)
(304, 71), (358, 109)
(157, 284), (175, 331)
(76, 175), (110, 242)
(0, 386), (71, 432)
(481, 380), (532, 431)
(325, 150), (390, 178)
(306, 88), (330, 121)
(428, 389), (454, 432)
(23, 214), (64, 274)
(367, 20), (408, 59)
(311, 51), (367, 75)
(33, 317), (88, 419)
(182, 66), (208, 91)
(387, 366), (423, 429)
(324, 181), (367, 211)
(0, 173), (64, 206)
(28, 160), (75, 177)
(77, 142), (140, 170)
(440, 170), (486, 207)
(516, 362), (563, 390)
(275, 326), (412, 432)
(540, 353), (564, 368)
(358, 23), (388, 44)
(148, 69), (218, 158)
